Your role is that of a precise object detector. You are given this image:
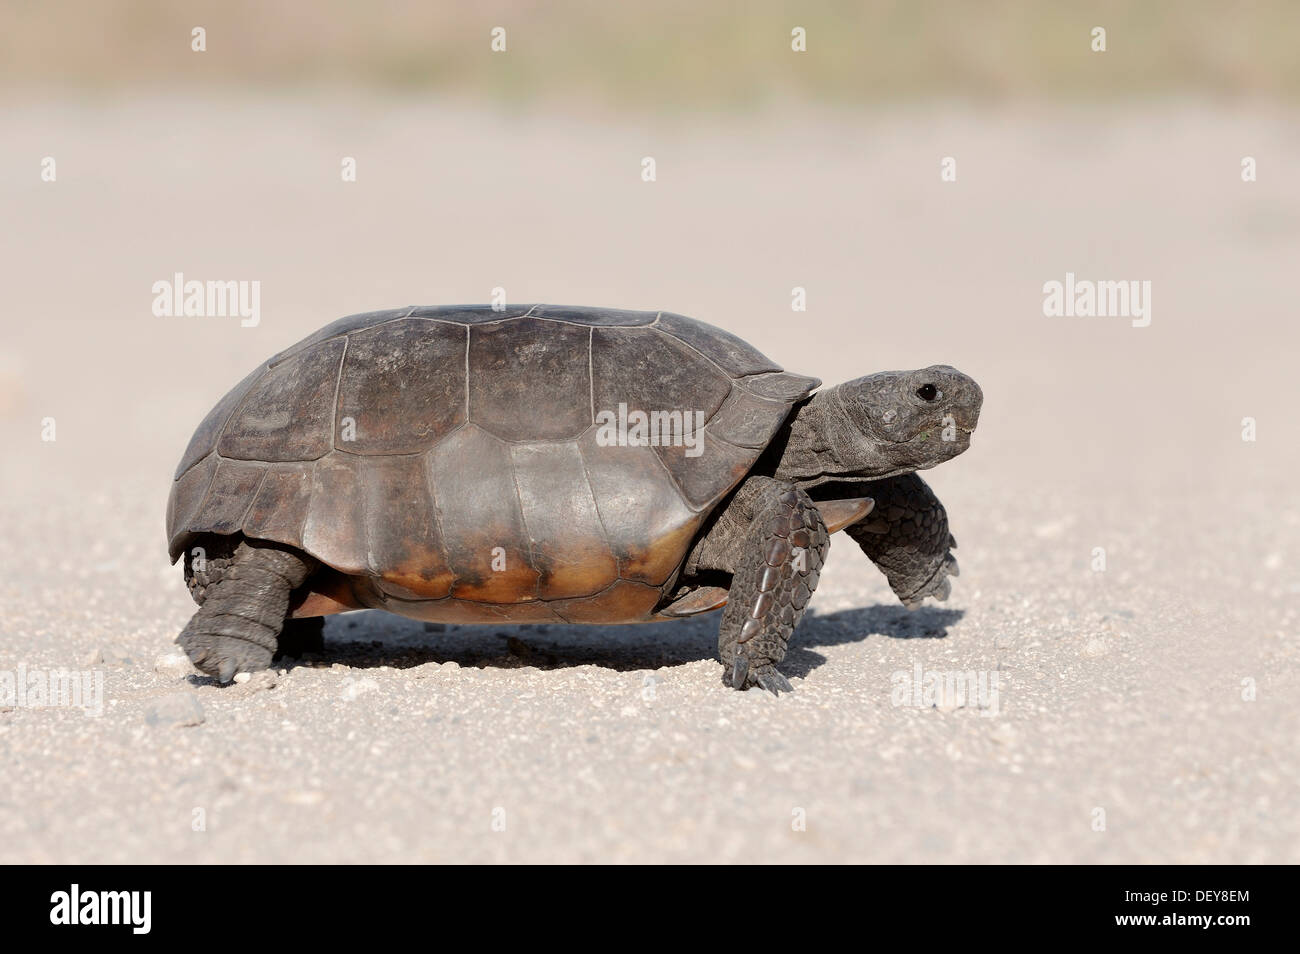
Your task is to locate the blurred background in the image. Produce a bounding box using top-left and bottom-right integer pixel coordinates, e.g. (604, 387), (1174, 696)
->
(4, 0), (1300, 103)
(1, 2), (1296, 863)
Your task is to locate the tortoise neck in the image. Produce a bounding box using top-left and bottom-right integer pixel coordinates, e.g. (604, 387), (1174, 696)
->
(772, 385), (895, 488)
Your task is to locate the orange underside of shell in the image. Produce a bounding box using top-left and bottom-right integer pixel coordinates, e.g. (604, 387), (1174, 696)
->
(290, 572), (669, 624)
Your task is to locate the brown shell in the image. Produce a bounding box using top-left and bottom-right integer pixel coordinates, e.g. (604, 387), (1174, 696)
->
(166, 305), (819, 623)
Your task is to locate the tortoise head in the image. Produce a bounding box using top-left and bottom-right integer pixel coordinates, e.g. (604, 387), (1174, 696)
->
(775, 365), (983, 484)
(841, 365), (982, 468)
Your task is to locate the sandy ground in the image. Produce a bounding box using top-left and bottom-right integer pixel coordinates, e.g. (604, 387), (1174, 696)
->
(1, 96), (1297, 863)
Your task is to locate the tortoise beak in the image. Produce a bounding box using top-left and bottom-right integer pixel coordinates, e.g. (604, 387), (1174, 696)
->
(923, 365), (982, 435)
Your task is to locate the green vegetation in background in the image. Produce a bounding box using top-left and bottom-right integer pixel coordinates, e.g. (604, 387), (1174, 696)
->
(2, 0), (1297, 105)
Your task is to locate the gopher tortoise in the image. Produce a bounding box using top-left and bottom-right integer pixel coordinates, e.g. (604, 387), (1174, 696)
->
(167, 304), (982, 693)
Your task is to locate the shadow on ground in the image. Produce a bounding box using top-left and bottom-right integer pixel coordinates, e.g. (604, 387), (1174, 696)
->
(276, 603), (965, 680)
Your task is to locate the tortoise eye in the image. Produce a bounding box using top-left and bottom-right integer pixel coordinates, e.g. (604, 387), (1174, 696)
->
(916, 383), (938, 401)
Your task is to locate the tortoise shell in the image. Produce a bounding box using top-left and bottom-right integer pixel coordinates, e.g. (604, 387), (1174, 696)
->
(166, 305), (819, 624)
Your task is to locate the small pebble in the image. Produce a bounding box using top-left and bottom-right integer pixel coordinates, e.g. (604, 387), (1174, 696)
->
(243, 671), (278, 692)
(340, 677), (379, 701)
(144, 692), (205, 728)
(154, 651), (194, 678)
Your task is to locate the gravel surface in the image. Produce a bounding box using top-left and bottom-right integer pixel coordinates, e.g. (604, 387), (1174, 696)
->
(1, 98), (1296, 863)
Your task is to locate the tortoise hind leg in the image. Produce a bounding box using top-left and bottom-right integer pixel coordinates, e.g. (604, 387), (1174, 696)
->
(178, 539), (317, 682)
(718, 481), (829, 695)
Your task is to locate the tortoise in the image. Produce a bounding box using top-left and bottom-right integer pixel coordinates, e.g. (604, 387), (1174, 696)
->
(167, 305), (982, 694)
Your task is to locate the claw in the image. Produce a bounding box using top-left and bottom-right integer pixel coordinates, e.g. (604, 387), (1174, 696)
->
(948, 533), (958, 550)
(945, 555), (959, 577)
(217, 658), (239, 683)
(730, 655), (751, 690)
(933, 577), (951, 601)
(755, 669), (793, 696)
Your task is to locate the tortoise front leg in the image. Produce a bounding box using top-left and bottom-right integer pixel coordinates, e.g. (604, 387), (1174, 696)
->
(718, 481), (829, 695)
(843, 473), (958, 608)
(178, 539), (317, 682)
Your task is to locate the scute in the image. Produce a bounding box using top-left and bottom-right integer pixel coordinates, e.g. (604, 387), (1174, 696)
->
(552, 580), (662, 623)
(590, 326), (732, 430)
(241, 462), (315, 551)
(468, 317), (591, 441)
(269, 306), (415, 368)
(166, 305), (820, 621)
(299, 453), (368, 575)
(356, 454), (454, 599)
(167, 452), (219, 558)
(218, 337), (345, 462)
(336, 318), (467, 455)
(740, 370), (823, 402)
(173, 363), (267, 479)
(655, 311), (783, 377)
(654, 433), (758, 509)
(531, 304), (658, 326)
(193, 458), (267, 535)
(427, 425), (541, 603)
(709, 385), (796, 449)
(576, 429), (703, 585)
(510, 442), (619, 599)
(408, 304), (535, 323)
